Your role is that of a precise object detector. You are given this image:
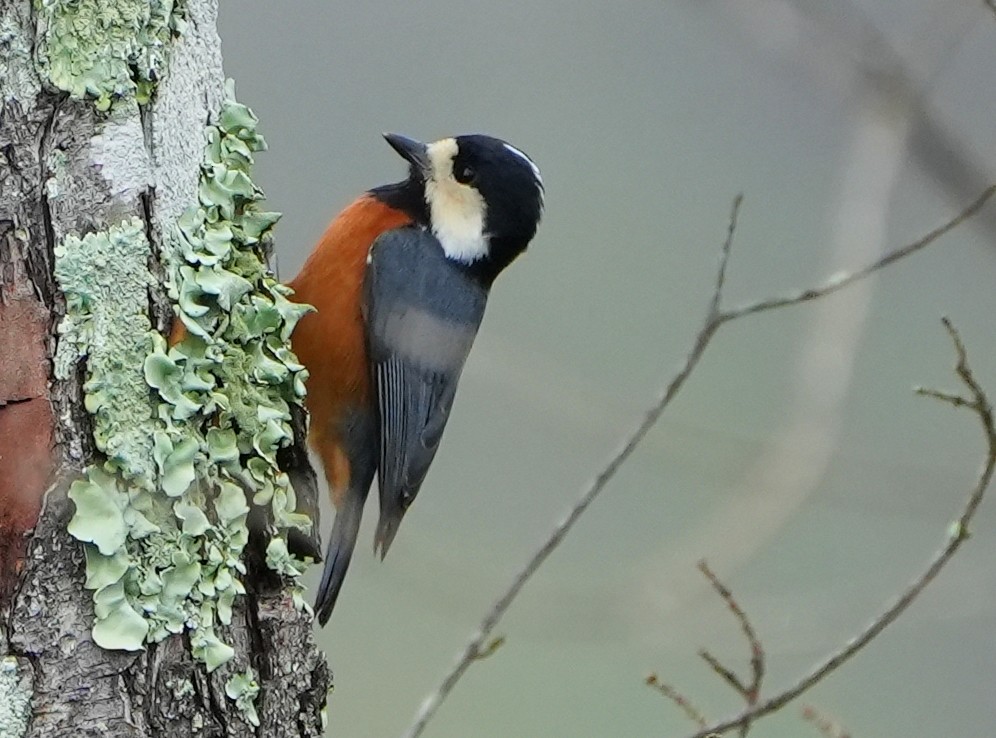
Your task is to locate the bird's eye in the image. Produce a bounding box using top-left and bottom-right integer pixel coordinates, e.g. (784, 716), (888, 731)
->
(454, 163), (476, 184)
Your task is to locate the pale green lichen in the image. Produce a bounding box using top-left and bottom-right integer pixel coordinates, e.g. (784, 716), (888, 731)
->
(0, 657), (32, 738)
(225, 668), (260, 727)
(156, 79), (314, 561)
(54, 219), (159, 485)
(58, 82), (313, 669)
(35, 0), (186, 110)
(54, 219), (170, 653)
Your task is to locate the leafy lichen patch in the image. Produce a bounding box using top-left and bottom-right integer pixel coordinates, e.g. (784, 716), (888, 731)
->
(58, 82), (313, 669)
(157, 80), (313, 560)
(34, 0), (187, 110)
(225, 668), (261, 727)
(53, 218), (158, 484)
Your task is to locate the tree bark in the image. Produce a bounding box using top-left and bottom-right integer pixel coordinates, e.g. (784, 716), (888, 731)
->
(0, 1), (329, 736)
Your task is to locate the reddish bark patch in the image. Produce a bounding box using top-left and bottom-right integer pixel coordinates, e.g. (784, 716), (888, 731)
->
(0, 398), (55, 607)
(0, 295), (54, 608)
(0, 295), (50, 401)
(169, 315), (188, 346)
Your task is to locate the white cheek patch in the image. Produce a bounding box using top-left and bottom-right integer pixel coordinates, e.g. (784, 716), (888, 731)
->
(424, 138), (489, 264)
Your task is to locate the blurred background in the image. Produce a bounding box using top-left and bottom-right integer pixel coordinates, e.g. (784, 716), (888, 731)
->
(220, 1), (996, 736)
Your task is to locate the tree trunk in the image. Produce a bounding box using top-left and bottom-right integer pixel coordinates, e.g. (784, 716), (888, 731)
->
(0, 1), (330, 735)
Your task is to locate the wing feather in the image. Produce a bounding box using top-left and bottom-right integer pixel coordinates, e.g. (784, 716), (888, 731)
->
(364, 228), (488, 557)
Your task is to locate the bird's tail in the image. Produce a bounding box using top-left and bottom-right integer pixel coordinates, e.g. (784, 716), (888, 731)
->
(373, 509), (404, 561)
(314, 492), (365, 626)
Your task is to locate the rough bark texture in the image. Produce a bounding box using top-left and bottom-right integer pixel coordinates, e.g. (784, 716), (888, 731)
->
(0, 0), (63, 617)
(0, 1), (330, 735)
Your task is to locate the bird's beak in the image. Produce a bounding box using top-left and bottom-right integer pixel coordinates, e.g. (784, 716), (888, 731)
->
(383, 133), (430, 173)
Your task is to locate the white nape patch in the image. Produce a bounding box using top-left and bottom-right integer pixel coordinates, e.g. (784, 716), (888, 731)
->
(502, 142), (543, 193)
(424, 138), (489, 264)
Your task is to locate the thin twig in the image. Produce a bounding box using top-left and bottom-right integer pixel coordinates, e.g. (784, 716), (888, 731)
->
(914, 387), (971, 409)
(717, 185), (996, 325)
(697, 561), (765, 737)
(654, 565), (761, 733)
(710, 193), (742, 319)
(646, 674), (709, 728)
(698, 649), (748, 697)
(697, 560), (764, 702)
(398, 196), (744, 738)
(401, 187), (996, 738)
(685, 319), (996, 738)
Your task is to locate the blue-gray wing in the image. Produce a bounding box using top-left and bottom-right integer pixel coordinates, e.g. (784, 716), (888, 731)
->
(364, 227), (489, 557)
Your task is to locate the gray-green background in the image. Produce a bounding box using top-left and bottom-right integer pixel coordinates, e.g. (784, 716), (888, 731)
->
(220, 2), (996, 736)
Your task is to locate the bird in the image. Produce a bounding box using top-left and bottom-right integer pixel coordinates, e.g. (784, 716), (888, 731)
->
(288, 133), (544, 625)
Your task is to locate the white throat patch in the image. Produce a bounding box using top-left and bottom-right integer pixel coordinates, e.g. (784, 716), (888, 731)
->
(424, 138), (489, 264)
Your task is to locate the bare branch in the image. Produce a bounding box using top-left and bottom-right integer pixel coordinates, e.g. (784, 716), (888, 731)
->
(698, 649), (748, 697)
(401, 188), (996, 738)
(646, 674), (709, 728)
(696, 561), (765, 737)
(652, 564), (764, 734)
(697, 560), (764, 703)
(718, 185), (996, 324)
(398, 196), (743, 738)
(914, 387), (972, 409)
(709, 194), (743, 319)
(685, 319), (996, 738)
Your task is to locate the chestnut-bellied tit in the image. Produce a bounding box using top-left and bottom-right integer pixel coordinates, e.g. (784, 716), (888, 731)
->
(288, 133), (544, 625)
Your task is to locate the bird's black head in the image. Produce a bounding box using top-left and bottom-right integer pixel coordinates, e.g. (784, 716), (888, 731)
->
(380, 133), (544, 286)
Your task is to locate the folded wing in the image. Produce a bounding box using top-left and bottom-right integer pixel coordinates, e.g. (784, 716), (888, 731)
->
(363, 227), (489, 557)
